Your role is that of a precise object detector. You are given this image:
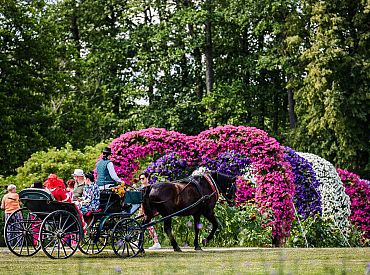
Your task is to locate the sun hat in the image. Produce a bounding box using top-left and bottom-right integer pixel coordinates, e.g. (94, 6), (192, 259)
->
(72, 169), (84, 177)
(102, 147), (112, 155)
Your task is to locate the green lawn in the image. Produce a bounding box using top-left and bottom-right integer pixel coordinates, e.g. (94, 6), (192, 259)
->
(1, 247), (369, 274)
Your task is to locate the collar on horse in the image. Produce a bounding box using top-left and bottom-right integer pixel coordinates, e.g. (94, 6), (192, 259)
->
(202, 172), (220, 201)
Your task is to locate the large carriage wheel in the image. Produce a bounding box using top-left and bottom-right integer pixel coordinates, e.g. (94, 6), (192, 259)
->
(39, 210), (82, 259)
(4, 208), (42, 257)
(78, 219), (107, 255)
(111, 218), (144, 258)
(78, 213), (123, 255)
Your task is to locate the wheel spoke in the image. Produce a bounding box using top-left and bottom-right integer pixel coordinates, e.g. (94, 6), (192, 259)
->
(61, 240), (67, 257)
(9, 234), (23, 247)
(64, 221), (77, 232)
(50, 239), (58, 256)
(61, 215), (70, 231)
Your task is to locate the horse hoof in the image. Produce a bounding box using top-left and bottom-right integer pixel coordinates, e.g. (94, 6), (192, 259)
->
(195, 246), (202, 251)
(174, 247), (182, 252)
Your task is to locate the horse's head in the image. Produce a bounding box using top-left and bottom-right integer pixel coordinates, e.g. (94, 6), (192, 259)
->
(209, 171), (237, 207)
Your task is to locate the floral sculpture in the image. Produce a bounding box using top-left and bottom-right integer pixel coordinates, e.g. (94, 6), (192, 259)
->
(103, 126), (295, 245)
(336, 168), (370, 239)
(297, 152), (351, 234)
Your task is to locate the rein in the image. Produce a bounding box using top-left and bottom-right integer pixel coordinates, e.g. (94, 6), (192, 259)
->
(147, 181), (193, 204)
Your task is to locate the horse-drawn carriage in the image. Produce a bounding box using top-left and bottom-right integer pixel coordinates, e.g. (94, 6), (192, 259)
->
(4, 171), (237, 259)
(4, 188), (143, 259)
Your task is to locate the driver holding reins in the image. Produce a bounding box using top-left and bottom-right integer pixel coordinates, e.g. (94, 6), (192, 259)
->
(95, 147), (124, 190)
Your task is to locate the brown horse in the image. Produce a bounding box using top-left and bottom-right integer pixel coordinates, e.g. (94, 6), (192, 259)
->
(142, 171), (237, 251)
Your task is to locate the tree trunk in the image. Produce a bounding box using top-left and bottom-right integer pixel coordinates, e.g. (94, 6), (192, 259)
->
(273, 88), (279, 134)
(287, 89), (296, 128)
(204, 0), (214, 94)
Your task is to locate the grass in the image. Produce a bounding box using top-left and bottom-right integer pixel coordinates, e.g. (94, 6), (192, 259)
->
(1, 247), (369, 274)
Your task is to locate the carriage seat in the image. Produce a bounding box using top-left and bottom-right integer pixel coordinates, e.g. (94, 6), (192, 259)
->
(19, 188), (55, 202)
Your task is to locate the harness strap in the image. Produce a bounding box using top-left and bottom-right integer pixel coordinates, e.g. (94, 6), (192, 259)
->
(203, 173), (219, 201)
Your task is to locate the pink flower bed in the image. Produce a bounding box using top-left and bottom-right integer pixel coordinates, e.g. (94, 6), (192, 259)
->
(337, 168), (370, 239)
(193, 126), (295, 242)
(106, 125), (295, 244)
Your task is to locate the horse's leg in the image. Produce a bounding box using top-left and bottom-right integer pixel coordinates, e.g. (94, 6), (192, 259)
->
(193, 214), (202, 250)
(202, 210), (219, 246)
(164, 218), (181, 252)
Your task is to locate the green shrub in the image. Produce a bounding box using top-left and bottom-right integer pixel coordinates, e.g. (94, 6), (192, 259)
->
(287, 214), (363, 247)
(0, 142), (107, 190)
(150, 203), (272, 248)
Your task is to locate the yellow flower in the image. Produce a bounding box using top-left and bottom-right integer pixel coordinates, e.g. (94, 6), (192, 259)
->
(112, 181), (126, 197)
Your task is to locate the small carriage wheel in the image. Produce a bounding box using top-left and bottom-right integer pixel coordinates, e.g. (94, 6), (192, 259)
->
(4, 208), (42, 257)
(111, 218), (144, 258)
(39, 210), (82, 259)
(78, 218), (107, 255)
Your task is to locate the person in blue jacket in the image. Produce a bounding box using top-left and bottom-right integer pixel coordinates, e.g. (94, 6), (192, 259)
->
(96, 147), (123, 190)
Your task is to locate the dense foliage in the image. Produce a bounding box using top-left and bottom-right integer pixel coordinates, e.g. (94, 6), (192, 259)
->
(1, 0), (369, 180)
(0, 142), (106, 190)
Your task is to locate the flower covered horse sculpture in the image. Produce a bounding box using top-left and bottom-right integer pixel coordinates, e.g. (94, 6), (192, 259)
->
(142, 171), (237, 251)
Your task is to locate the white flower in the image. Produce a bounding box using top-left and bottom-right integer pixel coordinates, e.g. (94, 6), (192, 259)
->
(297, 152), (351, 234)
(241, 166), (257, 186)
(191, 166), (209, 176)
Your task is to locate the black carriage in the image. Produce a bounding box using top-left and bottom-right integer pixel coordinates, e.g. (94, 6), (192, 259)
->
(4, 188), (143, 259)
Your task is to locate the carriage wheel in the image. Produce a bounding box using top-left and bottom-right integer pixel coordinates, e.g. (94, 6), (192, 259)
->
(39, 210), (82, 259)
(78, 219), (107, 255)
(111, 218), (144, 258)
(4, 208), (42, 257)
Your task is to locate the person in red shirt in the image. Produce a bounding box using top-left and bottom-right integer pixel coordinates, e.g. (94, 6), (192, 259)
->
(44, 174), (66, 191)
(45, 174), (87, 233)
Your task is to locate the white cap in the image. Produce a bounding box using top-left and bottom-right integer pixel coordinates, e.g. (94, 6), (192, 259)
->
(72, 169), (84, 177)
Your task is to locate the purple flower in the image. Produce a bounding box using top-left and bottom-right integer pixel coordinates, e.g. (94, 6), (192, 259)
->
(284, 147), (322, 219)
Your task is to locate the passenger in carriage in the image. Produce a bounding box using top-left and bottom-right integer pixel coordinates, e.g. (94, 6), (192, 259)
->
(45, 175), (71, 203)
(96, 147), (124, 190)
(45, 173), (87, 233)
(77, 172), (100, 215)
(72, 169), (85, 201)
(31, 180), (43, 189)
(66, 179), (75, 199)
(43, 174), (65, 190)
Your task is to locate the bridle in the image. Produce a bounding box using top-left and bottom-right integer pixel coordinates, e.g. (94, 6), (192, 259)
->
(204, 172), (236, 205)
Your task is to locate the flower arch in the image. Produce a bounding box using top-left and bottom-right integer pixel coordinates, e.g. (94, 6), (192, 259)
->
(107, 125), (295, 245)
